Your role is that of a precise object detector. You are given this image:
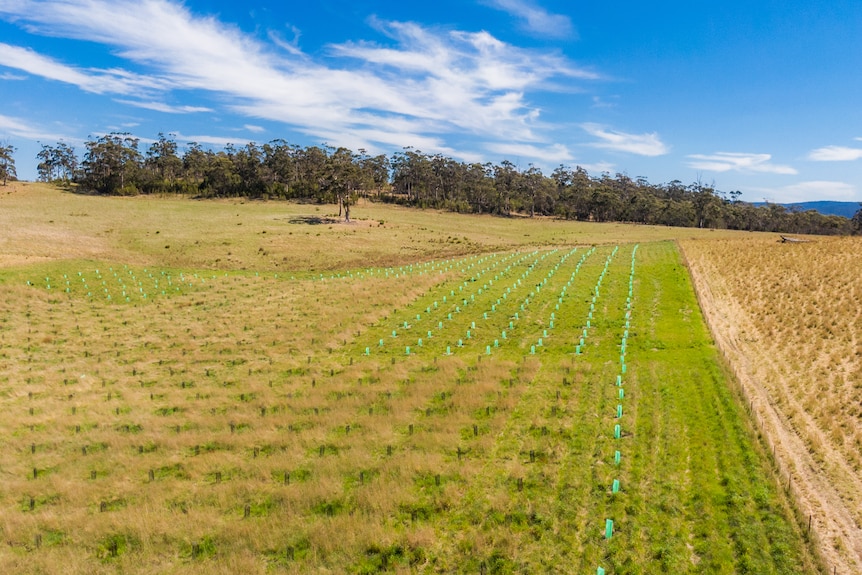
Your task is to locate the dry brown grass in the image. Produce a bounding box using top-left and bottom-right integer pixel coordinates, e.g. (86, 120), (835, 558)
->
(0, 183), (819, 573)
(0, 182), (745, 273)
(680, 235), (862, 573)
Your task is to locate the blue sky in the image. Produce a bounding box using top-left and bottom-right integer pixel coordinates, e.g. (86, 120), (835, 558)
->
(1, 0), (861, 203)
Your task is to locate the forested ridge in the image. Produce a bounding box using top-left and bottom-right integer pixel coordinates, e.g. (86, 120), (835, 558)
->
(30, 133), (862, 234)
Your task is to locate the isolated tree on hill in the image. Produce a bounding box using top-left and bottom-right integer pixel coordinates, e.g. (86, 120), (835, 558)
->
(0, 144), (16, 185)
(323, 146), (360, 222)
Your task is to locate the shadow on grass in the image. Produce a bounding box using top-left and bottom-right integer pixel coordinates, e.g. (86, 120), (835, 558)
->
(287, 216), (341, 225)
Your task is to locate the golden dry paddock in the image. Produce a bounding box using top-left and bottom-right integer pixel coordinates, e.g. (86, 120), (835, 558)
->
(0, 182), (853, 573)
(680, 236), (862, 573)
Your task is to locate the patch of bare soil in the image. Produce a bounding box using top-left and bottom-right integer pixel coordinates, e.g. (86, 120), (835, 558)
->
(679, 241), (862, 575)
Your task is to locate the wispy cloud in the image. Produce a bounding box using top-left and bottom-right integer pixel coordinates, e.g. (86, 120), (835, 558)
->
(752, 181), (857, 203)
(0, 0), (595, 160)
(807, 145), (862, 161)
(0, 113), (69, 141)
(483, 0), (575, 38)
(243, 124), (265, 134)
(485, 142), (574, 164)
(114, 99), (212, 114)
(590, 95), (617, 109)
(0, 42), (170, 95)
(582, 123), (669, 156)
(686, 152), (797, 175)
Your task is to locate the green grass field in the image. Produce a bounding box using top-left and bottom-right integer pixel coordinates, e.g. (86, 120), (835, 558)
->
(0, 184), (819, 573)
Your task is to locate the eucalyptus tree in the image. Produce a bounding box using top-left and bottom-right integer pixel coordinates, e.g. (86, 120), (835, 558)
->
(324, 146), (360, 221)
(358, 152), (390, 194)
(36, 141), (77, 183)
(230, 142), (266, 197)
(262, 139), (296, 197)
(145, 133), (182, 190)
(521, 165), (547, 217)
(199, 150), (240, 197)
(293, 145), (328, 197)
(492, 160), (520, 215)
(182, 142), (208, 187)
(0, 144), (16, 185)
(391, 148), (437, 204)
(80, 133), (142, 194)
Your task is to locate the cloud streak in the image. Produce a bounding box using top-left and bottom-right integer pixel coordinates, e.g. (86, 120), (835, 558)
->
(807, 145), (862, 162)
(0, 113), (69, 141)
(0, 42), (169, 95)
(114, 99), (213, 114)
(484, 142), (574, 163)
(686, 152), (797, 175)
(582, 123), (669, 156)
(484, 0), (574, 38)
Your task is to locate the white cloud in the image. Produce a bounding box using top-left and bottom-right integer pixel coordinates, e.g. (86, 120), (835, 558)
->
(686, 152), (797, 175)
(582, 123), (669, 156)
(0, 42), (170, 95)
(576, 161), (615, 174)
(243, 124), (265, 133)
(807, 145), (862, 162)
(0, 113), (68, 141)
(484, 0), (574, 38)
(267, 25), (303, 57)
(114, 99), (212, 114)
(0, 0), (594, 157)
(485, 142), (574, 164)
(752, 181), (857, 203)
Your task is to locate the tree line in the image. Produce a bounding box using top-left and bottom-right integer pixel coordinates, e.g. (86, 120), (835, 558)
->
(21, 133), (862, 234)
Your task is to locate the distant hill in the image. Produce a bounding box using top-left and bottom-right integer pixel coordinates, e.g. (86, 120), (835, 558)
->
(752, 201), (860, 218)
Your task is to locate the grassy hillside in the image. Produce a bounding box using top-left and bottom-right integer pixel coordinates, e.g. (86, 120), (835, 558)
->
(0, 182), (745, 271)
(0, 183), (819, 573)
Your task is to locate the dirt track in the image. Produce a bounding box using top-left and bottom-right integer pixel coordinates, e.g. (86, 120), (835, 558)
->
(679, 239), (862, 575)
